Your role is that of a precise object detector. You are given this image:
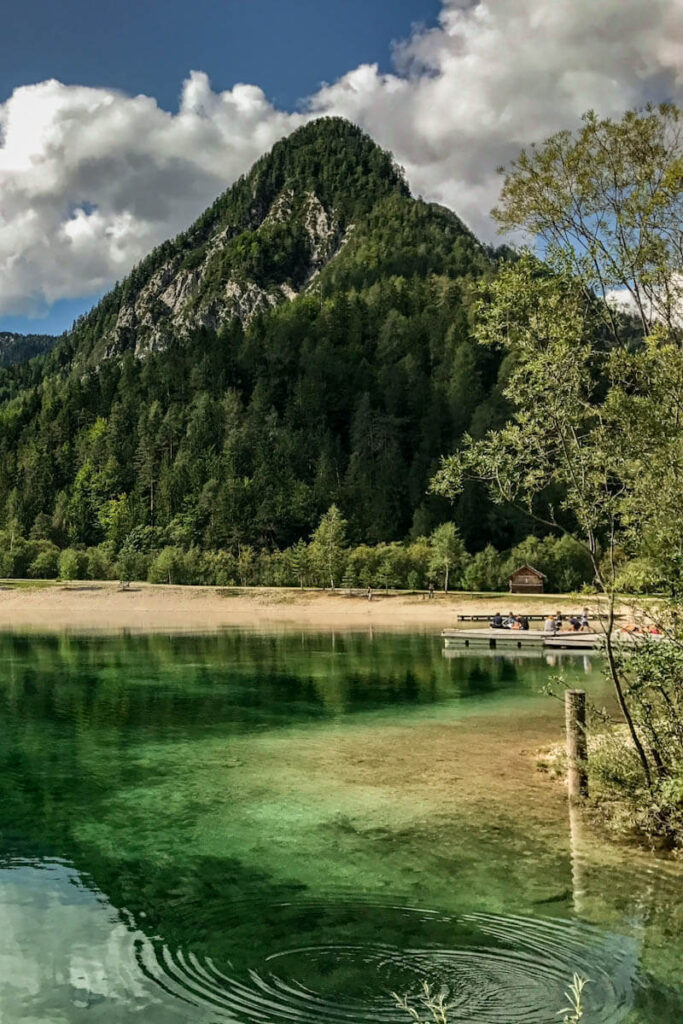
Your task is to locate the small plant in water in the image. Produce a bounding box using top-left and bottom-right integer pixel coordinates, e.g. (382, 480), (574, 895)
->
(393, 982), (450, 1024)
(394, 975), (589, 1024)
(557, 973), (588, 1023)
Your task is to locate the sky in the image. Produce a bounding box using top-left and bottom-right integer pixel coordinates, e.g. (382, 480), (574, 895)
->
(1, 0), (682, 335)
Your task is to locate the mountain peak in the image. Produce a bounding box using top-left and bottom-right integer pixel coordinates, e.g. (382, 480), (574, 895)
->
(67, 117), (410, 364)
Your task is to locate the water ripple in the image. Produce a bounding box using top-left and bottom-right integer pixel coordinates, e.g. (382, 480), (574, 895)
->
(138, 901), (640, 1023)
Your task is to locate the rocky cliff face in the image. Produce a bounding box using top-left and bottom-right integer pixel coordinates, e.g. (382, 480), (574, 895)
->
(100, 188), (349, 359)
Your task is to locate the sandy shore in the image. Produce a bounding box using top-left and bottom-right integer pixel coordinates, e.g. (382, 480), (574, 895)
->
(0, 581), (613, 634)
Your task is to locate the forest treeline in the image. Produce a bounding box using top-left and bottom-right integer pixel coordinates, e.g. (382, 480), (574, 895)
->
(0, 506), (596, 593)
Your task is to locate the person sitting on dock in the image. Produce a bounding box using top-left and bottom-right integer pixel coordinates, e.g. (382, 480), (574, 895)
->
(569, 615), (581, 632)
(544, 614), (557, 634)
(517, 615), (529, 631)
(491, 612), (504, 629)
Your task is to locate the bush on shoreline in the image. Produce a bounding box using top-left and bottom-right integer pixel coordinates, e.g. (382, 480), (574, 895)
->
(539, 696), (683, 852)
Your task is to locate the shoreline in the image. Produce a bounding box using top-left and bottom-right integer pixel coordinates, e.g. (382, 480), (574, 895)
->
(0, 580), (621, 634)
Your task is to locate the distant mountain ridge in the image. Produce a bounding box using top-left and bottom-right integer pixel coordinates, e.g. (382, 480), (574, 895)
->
(0, 332), (58, 368)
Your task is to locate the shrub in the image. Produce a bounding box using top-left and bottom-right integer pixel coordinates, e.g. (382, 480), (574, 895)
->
(116, 546), (148, 586)
(207, 550), (237, 587)
(58, 548), (86, 581)
(588, 730), (683, 849)
(148, 547), (186, 585)
(28, 544), (60, 579)
(345, 544), (380, 587)
(614, 557), (664, 594)
(460, 545), (505, 591)
(0, 534), (32, 578)
(86, 545), (114, 581)
(181, 547), (208, 585)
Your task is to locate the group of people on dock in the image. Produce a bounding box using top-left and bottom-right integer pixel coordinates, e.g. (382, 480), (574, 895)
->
(543, 609), (590, 633)
(490, 609), (591, 632)
(490, 611), (531, 630)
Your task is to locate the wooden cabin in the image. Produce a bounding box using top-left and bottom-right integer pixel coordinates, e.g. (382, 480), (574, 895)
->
(508, 564), (546, 594)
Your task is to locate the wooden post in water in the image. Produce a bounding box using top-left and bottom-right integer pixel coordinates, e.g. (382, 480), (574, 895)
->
(565, 689), (588, 800)
(568, 798), (587, 916)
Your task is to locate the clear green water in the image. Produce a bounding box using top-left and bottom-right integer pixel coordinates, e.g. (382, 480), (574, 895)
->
(0, 630), (680, 1024)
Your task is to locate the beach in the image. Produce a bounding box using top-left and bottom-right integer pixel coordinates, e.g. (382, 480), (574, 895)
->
(0, 581), (611, 633)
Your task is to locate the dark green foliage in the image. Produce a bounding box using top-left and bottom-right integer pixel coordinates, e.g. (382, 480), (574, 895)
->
(0, 283), (520, 554)
(0, 332), (58, 368)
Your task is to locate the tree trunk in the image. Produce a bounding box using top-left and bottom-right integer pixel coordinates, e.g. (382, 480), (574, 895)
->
(602, 585), (653, 790)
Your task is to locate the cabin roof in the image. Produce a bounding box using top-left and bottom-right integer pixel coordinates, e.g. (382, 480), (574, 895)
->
(508, 563), (547, 581)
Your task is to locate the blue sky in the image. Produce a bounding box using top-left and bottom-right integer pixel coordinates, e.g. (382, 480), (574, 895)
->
(1, 0), (680, 336)
(0, 297), (97, 338)
(1, 0), (441, 114)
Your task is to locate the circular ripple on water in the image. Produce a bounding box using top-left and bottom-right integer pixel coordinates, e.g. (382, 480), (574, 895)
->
(137, 903), (639, 1024)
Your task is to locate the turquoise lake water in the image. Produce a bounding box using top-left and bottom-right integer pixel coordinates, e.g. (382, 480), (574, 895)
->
(0, 630), (680, 1023)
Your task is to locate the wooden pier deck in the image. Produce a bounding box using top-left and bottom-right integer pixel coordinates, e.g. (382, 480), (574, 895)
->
(456, 613), (624, 622)
(442, 628), (602, 650)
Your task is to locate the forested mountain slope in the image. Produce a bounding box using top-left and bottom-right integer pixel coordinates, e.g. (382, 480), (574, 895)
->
(0, 333), (58, 368)
(0, 118), (521, 559)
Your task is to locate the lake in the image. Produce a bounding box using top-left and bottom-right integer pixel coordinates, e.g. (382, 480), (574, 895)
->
(0, 630), (680, 1023)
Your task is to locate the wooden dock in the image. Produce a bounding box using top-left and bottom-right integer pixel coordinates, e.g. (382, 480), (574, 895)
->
(456, 613), (624, 622)
(442, 628), (602, 650)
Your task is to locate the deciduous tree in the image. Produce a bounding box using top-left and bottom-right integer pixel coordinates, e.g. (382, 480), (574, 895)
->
(310, 505), (347, 589)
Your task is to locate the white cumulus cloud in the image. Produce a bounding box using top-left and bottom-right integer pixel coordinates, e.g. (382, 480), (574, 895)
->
(0, 75), (303, 317)
(0, 0), (682, 319)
